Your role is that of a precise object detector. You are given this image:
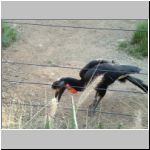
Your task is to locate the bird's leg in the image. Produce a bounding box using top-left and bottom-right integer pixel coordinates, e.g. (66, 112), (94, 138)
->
(88, 76), (108, 116)
(88, 93), (103, 116)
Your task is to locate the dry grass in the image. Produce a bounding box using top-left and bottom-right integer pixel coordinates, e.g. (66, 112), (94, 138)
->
(2, 78), (148, 129)
(48, 97), (58, 118)
(77, 75), (104, 108)
(2, 97), (148, 129)
(133, 110), (143, 129)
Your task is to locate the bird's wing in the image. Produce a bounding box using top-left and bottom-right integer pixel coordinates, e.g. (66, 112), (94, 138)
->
(83, 63), (141, 84)
(79, 59), (114, 80)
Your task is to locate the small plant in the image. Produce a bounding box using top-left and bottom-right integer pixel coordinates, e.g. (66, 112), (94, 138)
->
(44, 115), (50, 129)
(118, 20), (148, 58)
(131, 21), (148, 44)
(69, 96), (78, 129)
(44, 97), (58, 129)
(117, 123), (123, 129)
(97, 122), (103, 129)
(44, 115), (54, 129)
(48, 60), (52, 64)
(118, 41), (128, 49)
(2, 22), (17, 48)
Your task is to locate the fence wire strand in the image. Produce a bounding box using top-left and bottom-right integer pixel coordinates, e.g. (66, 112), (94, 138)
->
(2, 79), (147, 94)
(3, 21), (148, 32)
(2, 61), (148, 75)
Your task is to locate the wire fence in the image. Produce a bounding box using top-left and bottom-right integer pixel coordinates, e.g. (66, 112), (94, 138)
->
(2, 101), (137, 118)
(2, 79), (147, 94)
(2, 61), (148, 75)
(2, 60), (148, 94)
(3, 21), (148, 32)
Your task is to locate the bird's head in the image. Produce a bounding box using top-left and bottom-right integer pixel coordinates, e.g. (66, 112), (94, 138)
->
(51, 77), (78, 102)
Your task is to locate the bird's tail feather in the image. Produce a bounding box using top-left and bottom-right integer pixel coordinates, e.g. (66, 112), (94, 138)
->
(118, 65), (141, 74)
(126, 76), (148, 93)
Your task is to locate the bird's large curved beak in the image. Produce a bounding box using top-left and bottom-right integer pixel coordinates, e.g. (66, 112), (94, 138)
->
(51, 80), (66, 102)
(54, 87), (65, 102)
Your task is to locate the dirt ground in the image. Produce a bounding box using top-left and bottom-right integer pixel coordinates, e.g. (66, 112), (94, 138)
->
(2, 20), (148, 129)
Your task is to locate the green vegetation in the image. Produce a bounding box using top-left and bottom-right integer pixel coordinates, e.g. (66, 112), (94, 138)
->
(118, 20), (148, 58)
(117, 123), (123, 129)
(2, 22), (17, 48)
(69, 97), (78, 129)
(44, 115), (51, 129)
(97, 122), (103, 129)
(118, 41), (128, 49)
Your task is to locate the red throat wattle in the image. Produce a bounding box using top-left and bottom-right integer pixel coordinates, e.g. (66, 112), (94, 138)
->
(66, 84), (78, 94)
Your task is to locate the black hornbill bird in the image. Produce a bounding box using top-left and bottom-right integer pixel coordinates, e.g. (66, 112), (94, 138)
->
(51, 59), (148, 115)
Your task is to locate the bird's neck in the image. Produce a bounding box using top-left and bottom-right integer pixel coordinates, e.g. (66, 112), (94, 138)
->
(64, 77), (85, 91)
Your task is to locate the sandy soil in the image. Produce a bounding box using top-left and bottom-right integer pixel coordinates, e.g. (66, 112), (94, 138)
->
(2, 20), (148, 129)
